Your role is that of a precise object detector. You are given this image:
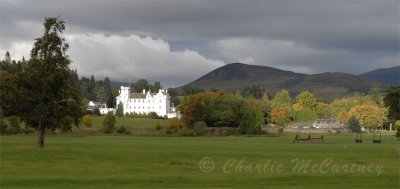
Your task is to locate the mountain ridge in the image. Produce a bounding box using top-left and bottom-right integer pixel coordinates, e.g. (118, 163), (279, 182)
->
(181, 63), (391, 100)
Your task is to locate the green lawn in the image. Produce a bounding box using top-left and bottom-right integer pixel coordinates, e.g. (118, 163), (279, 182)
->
(1, 134), (399, 188)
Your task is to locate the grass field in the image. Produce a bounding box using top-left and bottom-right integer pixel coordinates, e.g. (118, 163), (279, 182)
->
(1, 134), (399, 189)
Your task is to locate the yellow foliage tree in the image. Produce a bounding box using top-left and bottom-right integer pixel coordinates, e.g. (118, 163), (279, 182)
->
(336, 110), (349, 124)
(348, 105), (387, 130)
(82, 115), (92, 127)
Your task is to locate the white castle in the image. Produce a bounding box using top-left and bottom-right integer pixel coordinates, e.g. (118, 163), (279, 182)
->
(115, 86), (178, 118)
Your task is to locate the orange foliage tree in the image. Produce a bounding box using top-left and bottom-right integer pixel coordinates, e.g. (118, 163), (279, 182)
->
(270, 107), (288, 124)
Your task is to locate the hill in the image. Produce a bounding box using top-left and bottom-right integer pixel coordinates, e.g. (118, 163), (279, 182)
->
(181, 63), (389, 100)
(359, 66), (400, 84)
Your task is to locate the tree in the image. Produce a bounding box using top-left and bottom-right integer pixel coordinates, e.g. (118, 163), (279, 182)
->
(368, 85), (381, 104)
(151, 81), (162, 93)
(133, 79), (149, 93)
(82, 115), (92, 127)
(383, 86), (400, 122)
(336, 110), (350, 124)
(270, 107), (288, 125)
(348, 104), (386, 130)
(239, 104), (263, 134)
(242, 84), (263, 99)
(295, 91), (318, 110)
(116, 102), (124, 117)
(348, 116), (361, 133)
(272, 90), (291, 109)
(316, 102), (334, 119)
(103, 112), (116, 133)
(293, 107), (317, 122)
(103, 77), (113, 107)
(88, 75), (96, 100)
(0, 17), (83, 148)
(4, 51), (11, 63)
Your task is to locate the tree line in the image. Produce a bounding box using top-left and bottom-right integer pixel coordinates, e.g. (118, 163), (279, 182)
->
(179, 85), (400, 135)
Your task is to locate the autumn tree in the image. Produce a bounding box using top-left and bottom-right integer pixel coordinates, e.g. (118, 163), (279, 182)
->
(336, 110), (350, 124)
(348, 104), (387, 130)
(316, 102), (334, 119)
(0, 17), (83, 148)
(270, 107), (288, 126)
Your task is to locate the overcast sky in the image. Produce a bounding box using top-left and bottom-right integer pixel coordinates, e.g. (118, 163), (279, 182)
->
(0, 0), (399, 87)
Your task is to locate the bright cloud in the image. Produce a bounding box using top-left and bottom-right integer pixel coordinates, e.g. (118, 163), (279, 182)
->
(66, 33), (224, 87)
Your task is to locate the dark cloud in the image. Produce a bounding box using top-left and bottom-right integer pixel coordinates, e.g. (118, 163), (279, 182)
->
(0, 0), (398, 85)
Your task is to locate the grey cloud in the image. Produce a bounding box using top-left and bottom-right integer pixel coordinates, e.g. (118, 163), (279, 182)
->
(0, 0), (398, 84)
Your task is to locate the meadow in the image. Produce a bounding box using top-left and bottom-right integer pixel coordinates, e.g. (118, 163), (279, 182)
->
(1, 133), (399, 189)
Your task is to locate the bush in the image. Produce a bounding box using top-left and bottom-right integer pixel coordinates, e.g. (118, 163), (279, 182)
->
(169, 118), (183, 129)
(179, 127), (195, 136)
(102, 112), (116, 133)
(7, 116), (21, 134)
(193, 121), (208, 136)
(224, 128), (241, 136)
(116, 125), (127, 134)
(93, 107), (101, 116)
(125, 130), (131, 135)
(82, 115), (92, 127)
(148, 112), (160, 119)
(0, 119), (7, 134)
(22, 125), (34, 134)
(155, 122), (162, 130)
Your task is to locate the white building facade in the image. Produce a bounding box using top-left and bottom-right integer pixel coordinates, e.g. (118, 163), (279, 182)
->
(116, 86), (178, 118)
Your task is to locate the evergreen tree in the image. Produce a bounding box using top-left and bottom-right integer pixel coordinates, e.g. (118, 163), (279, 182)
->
(103, 77), (113, 107)
(88, 75), (96, 100)
(348, 116), (361, 133)
(0, 17), (84, 148)
(116, 102), (124, 117)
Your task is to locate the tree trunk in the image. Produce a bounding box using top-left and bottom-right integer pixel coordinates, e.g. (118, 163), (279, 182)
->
(37, 123), (46, 148)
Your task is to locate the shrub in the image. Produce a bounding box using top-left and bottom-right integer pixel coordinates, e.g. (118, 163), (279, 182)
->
(224, 128), (241, 136)
(116, 125), (127, 134)
(166, 129), (174, 135)
(7, 116), (21, 134)
(22, 125), (34, 134)
(125, 130), (131, 135)
(193, 121), (208, 136)
(102, 112), (116, 133)
(93, 107), (101, 116)
(169, 118), (183, 129)
(179, 127), (195, 136)
(82, 115), (92, 127)
(155, 122), (162, 130)
(0, 119), (7, 134)
(148, 112), (159, 119)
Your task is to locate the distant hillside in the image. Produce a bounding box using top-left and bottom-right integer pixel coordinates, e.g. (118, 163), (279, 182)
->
(360, 66), (400, 84)
(181, 63), (389, 100)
